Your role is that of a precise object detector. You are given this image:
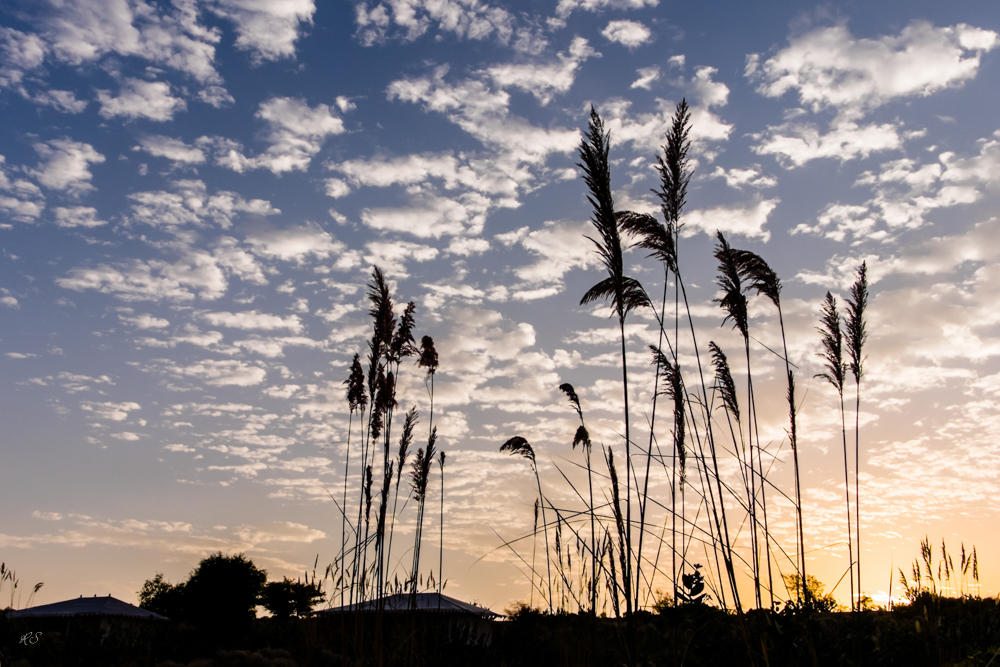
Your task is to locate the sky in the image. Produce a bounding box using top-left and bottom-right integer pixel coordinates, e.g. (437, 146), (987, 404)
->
(2, 0), (1000, 614)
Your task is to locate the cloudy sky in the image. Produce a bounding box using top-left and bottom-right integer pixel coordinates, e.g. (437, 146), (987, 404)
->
(2, 0), (999, 612)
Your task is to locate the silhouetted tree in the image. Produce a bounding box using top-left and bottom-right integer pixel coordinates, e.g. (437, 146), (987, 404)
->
(138, 573), (186, 620)
(260, 578), (325, 619)
(183, 552), (267, 636)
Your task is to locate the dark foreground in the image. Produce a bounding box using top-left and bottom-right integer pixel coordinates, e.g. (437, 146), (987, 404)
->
(3, 596), (1000, 666)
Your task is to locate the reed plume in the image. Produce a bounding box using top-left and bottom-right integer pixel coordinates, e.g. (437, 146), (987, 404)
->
(438, 450), (446, 596)
(560, 382), (597, 614)
(846, 262), (868, 605)
(409, 427), (437, 605)
(816, 291), (854, 610)
(501, 436), (553, 613)
(714, 232), (768, 607)
(578, 107), (650, 622)
(341, 354), (366, 606)
(736, 249), (807, 604)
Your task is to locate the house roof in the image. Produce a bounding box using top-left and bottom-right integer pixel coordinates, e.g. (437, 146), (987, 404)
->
(315, 592), (500, 618)
(6, 595), (169, 621)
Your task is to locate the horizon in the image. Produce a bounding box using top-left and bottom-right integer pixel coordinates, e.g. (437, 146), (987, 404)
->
(2, 0), (999, 614)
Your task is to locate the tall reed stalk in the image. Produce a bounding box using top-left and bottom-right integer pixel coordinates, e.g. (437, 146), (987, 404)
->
(501, 436), (553, 613)
(846, 262), (868, 605)
(341, 355), (366, 606)
(816, 291), (853, 610)
(560, 383), (597, 615)
(410, 427), (437, 604)
(438, 450), (446, 597)
(578, 107), (651, 623)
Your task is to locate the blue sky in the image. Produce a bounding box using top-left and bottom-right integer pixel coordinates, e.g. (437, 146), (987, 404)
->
(2, 0), (999, 611)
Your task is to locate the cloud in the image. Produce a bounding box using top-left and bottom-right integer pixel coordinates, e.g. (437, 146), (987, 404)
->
(388, 66), (580, 167)
(119, 314), (170, 329)
(631, 65), (659, 90)
(29, 138), (105, 196)
(752, 21), (998, 118)
(360, 190), (493, 238)
(201, 310), (304, 333)
(33, 0), (230, 104)
(681, 196), (780, 241)
(210, 0), (316, 63)
(753, 119), (906, 168)
(207, 97), (345, 174)
(28, 89), (87, 113)
(245, 223), (356, 266)
(485, 36), (598, 105)
(171, 359), (268, 386)
(792, 133), (1000, 243)
(363, 240), (439, 278)
(53, 206), (107, 228)
(556, 0), (657, 18)
(97, 78), (186, 122)
(601, 20), (652, 48)
(81, 401), (141, 421)
(127, 180), (279, 231)
(597, 96), (733, 153)
(0, 27), (46, 89)
(354, 0), (513, 46)
(134, 135), (206, 164)
(233, 521), (325, 543)
(0, 157), (46, 222)
(708, 165), (777, 189)
(504, 219), (601, 296)
(330, 151), (518, 197)
(55, 246), (255, 302)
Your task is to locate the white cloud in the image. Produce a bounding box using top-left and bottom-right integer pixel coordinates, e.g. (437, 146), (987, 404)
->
(631, 65), (659, 90)
(29, 138), (105, 196)
(388, 66), (580, 167)
(601, 20), (652, 48)
(752, 120), (904, 167)
(505, 219), (601, 297)
(556, 0), (657, 18)
(97, 78), (186, 122)
(134, 135), (206, 164)
(120, 314), (170, 329)
(754, 21), (998, 118)
(56, 248), (248, 302)
(127, 180), (279, 231)
(35, 0), (228, 101)
(28, 89), (87, 113)
(202, 310), (304, 333)
(354, 0), (513, 46)
(681, 196), (780, 241)
(0, 27), (46, 89)
(245, 223), (355, 266)
(207, 97), (345, 174)
(324, 178), (350, 198)
(53, 206), (107, 228)
(330, 151), (517, 197)
(485, 36), (598, 105)
(171, 359), (267, 386)
(793, 134), (1000, 242)
(360, 190), (493, 238)
(363, 240), (439, 277)
(81, 401), (141, 421)
(233, 521), (325, 543)
(597, 96), (733, 152)
(210, 0), (316, 63)
(708, 165), (777, 189)
(0, 159), (45, 222)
